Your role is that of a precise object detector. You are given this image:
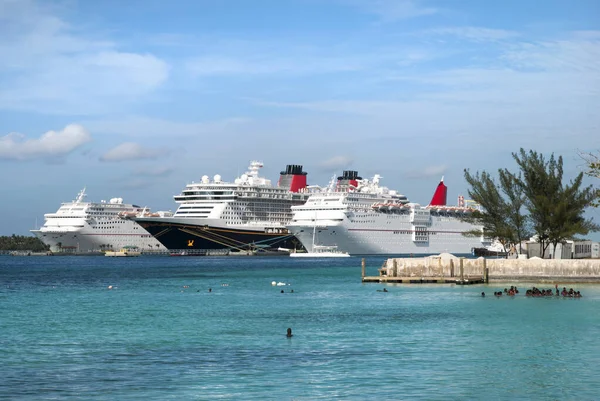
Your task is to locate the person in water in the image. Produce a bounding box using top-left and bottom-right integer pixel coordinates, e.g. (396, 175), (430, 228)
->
(286, 328), (293, 337)
(481, 292), (485, 297)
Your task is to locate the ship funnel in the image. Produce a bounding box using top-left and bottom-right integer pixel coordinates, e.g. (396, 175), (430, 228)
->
(278, 164), (308, 192)
(337, 170), (362, 190)
(429, 177), (447, 206)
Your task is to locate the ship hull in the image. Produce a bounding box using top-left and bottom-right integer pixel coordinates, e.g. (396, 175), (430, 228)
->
(31, 219), (166, 253)
(287, 213), (485, 256)
(135, 217), (303, 251)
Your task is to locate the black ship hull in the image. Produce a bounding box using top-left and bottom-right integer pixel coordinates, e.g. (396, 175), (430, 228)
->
(137, 221), (304, 251)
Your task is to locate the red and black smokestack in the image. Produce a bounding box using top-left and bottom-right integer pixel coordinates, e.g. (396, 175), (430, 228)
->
(278, 164), (308, 192)
(337, 170), (362, 190)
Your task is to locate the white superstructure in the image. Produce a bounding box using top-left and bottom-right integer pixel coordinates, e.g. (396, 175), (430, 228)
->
(133, 161), (316, 251)
(287, 171), (488, 255)
(31, 188), (169, 253)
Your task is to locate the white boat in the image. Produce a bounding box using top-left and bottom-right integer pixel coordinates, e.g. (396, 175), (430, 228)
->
(31, 188), (170, 253)
(290, 245), (350, 258)
(134, 161), (321, 252)
(105, 246), (141, 257)
(289, 211), (350, 257)
(287, 171), (488, 255)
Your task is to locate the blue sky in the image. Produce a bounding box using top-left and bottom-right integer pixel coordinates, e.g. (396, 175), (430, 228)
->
(1, 0), (599, 240)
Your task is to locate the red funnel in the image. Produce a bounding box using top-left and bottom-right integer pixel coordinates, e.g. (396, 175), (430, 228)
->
(429, 177), (447, 206)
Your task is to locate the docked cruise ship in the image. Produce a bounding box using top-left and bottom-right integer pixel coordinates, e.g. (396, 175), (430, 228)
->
(286, 171), (489, 255)
(134, 161), (315, 251)
(31, 188), (169, 253)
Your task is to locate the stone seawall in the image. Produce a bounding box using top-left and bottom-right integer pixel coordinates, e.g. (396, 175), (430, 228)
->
(381, 253), (600, 283)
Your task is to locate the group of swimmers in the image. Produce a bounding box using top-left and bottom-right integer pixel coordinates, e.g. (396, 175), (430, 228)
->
(525, 285), (582, 297)
(484, 284), (582, 298)
(490, 285), (519, 296)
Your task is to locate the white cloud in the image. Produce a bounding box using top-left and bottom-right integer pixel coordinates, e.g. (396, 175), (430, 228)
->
(424, 26), (519, 42)
(502, 39), (600, 73)
(133, 166), (174, 177)
(571, 30), (600, 40)
(183, 36), (436, 78)
(243, 38), (598, 169)
(406, 165), (447, 179)
(116, 179), (156, 190)
(100, 142), (165, 162)
(318, 156), (354, 171)
(186, 54), (365, 76)
(0, 124), (92, 161)
(84, 116), (251, 138)
(0, 0), (169, 114)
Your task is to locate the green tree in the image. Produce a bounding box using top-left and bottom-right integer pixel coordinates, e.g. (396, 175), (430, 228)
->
(0, 235), (49, 251)
(512, 149), (598, 258)
(463, 169), (529, 254)
(579, 150), (600, 178)
(498, 169), (530, 253)
(578, 150), (600, 207)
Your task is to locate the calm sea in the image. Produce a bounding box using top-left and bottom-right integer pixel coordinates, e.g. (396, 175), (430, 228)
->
(1, 255), (599, 400)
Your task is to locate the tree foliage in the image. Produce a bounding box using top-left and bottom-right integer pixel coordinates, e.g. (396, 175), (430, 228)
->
(463, 148), (598, 258)
(578, 150), (600, 207)
(579, 150), (600, 179)
(512, 149), (599, 257)
(0, 235), (50, 252)
(463, 169), (529, 252)
(498, 169), (529, 253)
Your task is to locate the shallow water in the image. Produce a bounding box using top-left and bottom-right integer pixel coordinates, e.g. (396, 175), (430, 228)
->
(1, 256), (599, 400)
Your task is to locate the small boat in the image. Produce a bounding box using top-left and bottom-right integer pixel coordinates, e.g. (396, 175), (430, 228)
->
(289, 245), (350, 258)
(105, 246), (141, 257)
(289, 216), (350, 258)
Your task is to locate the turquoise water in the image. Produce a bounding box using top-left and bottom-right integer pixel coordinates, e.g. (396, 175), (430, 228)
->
(1, 256), (599, 400)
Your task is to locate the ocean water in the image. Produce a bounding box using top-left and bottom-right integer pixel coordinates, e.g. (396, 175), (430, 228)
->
(1, 256), (599, 400)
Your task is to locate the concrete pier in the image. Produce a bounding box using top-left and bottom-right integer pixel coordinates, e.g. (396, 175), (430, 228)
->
(365, 253), (600, 284)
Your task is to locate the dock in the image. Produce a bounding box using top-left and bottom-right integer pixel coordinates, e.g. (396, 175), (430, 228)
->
(362, 253), (600, 284)
(362, 275), (484, 285)
(361, 254), (487, 285)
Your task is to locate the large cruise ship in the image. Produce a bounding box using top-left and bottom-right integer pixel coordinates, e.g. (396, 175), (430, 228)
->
(31, 188), (169, 253)
(286, 171), (489, 255)
(134, 161), (316, 251)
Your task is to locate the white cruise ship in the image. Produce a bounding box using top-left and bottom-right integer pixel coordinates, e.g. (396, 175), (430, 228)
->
(286, 171), (489, 255)
(31, 188), (170, 253)
(134, 161), (316, 251)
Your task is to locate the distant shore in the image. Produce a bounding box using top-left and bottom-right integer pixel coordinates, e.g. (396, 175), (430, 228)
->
(0, 235), (49, 253)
